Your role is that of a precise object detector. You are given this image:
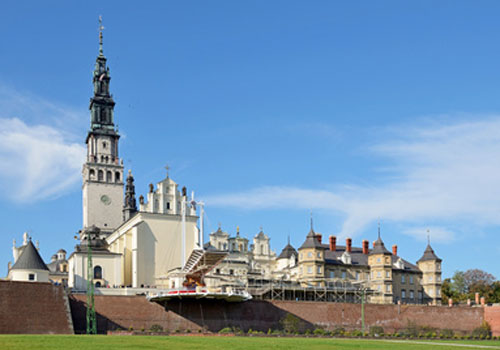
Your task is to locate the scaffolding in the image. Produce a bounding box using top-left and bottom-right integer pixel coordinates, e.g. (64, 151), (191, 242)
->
(248, 280), (372, 304)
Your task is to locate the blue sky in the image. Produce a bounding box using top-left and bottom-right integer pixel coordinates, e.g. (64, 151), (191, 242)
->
(1, 1), (500, 279)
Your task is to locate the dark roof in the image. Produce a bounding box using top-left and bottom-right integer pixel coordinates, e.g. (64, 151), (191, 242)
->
(11, 240), (49, 271)
(278, 244), (297, 259)
(298, 228), (326, 250)
(417, 244), (442, 263)
(57, 249), (66, 254)
(255, 230), (267, 240)
(369, 236), (391, 255)
(322, 244), (420, 272)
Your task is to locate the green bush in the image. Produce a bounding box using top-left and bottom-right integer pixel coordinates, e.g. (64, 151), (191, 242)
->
(369, 326), (384, 337)
(440, 329), (454, 338)
(305, 329), (311, 335)
(331, 327), (345, 336)
(472, 321), (491, 338)
(280, 313), (301, 334)
(351, 330), (363, 337)
(313, 328), (326, 336)
(219, 327), (233, 334)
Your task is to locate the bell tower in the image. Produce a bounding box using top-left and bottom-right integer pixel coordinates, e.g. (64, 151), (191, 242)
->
(82, 18), (124, 237)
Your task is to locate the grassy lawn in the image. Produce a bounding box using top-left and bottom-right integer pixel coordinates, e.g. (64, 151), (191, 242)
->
(1, 335), (500, 350)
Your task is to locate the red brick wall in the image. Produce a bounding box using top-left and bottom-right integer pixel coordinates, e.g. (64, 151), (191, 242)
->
(484, 306), (500, 336)
(69, 294), (485, 334)
(0, 281), (73, 334)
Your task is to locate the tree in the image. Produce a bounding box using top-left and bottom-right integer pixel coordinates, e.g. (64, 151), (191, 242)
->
(463, 269), (495, 289)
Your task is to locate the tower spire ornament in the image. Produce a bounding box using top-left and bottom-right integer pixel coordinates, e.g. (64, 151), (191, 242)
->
(98, 15), (104, 56)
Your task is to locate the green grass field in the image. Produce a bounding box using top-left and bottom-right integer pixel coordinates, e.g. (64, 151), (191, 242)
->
(1, 335), (500, 350)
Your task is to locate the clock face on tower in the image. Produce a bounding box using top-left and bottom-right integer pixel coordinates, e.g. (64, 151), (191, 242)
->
(100, 194), (111, 205)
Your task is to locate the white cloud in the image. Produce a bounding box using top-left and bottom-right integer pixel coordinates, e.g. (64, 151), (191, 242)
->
(206, 117), (500, 241)
(0, 118), (86, 202)
(0, 84), (87, 202)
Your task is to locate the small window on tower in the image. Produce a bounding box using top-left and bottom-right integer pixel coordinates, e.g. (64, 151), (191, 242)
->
(89, 169), (95, 179)
(102, 142), (107, 149)
(98, 170), (104, 181)
(29, 274), (35, 281)
(115, 172), (120, 182)
(106, 171), (112, 182)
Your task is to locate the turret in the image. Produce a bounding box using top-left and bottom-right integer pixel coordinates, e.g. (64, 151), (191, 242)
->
(298, 218), (326, 287)
(417, 241), (442, 305)
(368, 225), (393, 304)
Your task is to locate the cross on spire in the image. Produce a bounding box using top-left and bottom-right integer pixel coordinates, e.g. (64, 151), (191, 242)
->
(165, 164), (170, 178)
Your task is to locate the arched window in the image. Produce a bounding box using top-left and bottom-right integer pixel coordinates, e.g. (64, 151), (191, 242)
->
(95, 281), (101, 288)
(106, 171), (112, 182)
(94, 265), (102, 279)
(98, 170), (104, 181)
(89, 169), (95, 180)
(115, 172), (120, 183)
(260, 244), (264, 254)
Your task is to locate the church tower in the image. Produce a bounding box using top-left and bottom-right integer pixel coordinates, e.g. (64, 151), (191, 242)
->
(82, 20), (124, 237)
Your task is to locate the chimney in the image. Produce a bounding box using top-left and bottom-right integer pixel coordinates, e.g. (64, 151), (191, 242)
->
(329, 235), (336, 251)
(346, 238), (352, 253)
(317, 234), (322, 244)
(480, 296), (485, 307)
(467, 298), (471, 306)
(448, 298), (453, 307)
(392, 245), (398, 256)
(362, 240), (369, 254)
(475, 292), (480, 305)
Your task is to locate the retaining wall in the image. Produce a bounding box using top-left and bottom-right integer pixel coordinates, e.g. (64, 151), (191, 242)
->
(0, 280), (73, 334)
(69, 294), (487, 335)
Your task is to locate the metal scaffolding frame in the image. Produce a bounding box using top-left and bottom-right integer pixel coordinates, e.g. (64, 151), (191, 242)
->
(248, 280), (372, 303)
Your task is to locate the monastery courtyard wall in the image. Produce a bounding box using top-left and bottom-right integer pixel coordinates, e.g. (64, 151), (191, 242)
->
(69, 294), (498, 335)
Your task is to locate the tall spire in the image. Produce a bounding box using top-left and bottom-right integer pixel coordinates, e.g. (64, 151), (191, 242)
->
(377, 219), (381, 239)
(310, 210), (314, 231)
(123, 170), (137, 222)
(99, 15), (104, 56)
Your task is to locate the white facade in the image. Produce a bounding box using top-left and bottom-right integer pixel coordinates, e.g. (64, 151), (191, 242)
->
(68, 251), (122, 291)
(8, 268), (49, 283)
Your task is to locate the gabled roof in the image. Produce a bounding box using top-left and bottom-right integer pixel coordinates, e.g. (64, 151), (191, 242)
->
(11, 240), (49, 271)
(417, 244), (442, 263)
(278, 243), (297, 259)
(299, 228), (325, 250)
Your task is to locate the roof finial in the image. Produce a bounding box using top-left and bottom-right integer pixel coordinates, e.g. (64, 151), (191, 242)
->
(310, 210), (314, 231)
(287, 235), (290, 245)
(427, 229), (430, 245)
(377, 219), (381, 239)
(98, 15), (104, 56)
(165, 164), (170, 178)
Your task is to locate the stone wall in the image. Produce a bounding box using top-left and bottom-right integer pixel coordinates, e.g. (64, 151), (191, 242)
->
(69, 294), (486, 335)
(0, 280), (73, 334)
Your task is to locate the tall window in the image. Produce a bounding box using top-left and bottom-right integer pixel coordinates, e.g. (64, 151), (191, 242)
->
(401, 274), (406, 283)
(341, 271), (346, 279)
(94, 265), (102, 279)
(106, 171), (112, 182)
(402, 289), (406, 299)
(89, 169), (95, 180)
(115, 172), (120, 182)
(98, 170), (104, 181)
(410, 275), (414, 284)
(329, 271), (335, 278)
(410, 290), (414, 299)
